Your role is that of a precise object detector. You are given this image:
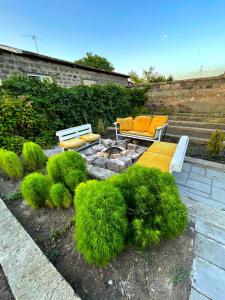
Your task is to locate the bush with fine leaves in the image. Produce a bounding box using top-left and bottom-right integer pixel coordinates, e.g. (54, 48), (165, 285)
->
(22, 142), (47, 171)
(47, 151), (87, 194)
(0, 149), (23, 179)
(108, 165), (188, 249)
(50, 183), (72, 208)
(74, 180), (128, 266)
(21, 172), (50, 208)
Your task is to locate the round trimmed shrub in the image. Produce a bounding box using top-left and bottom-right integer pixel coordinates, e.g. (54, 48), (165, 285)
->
(21, 172), (50, 208)
(108, 165), (188, 249)
(50, 183), (72, 208)
(47, 151), (87, 193)
(22, 142), (47, 171)
(1, 150), (23, 179)
(74, 180), (128, 266)
(0, 148), (6, 170)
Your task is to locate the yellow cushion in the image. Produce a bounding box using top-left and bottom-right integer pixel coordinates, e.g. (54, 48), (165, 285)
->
(136, 152), (171, 172)
(80, 133), (100, 142)
(148, 116), (168, 136)
(121, 130), (154, 137)
(147, 141), (177, 156)
(116, 117), (134, 131)
(59, 138), (86, 149)
(133, 116), (152, 132)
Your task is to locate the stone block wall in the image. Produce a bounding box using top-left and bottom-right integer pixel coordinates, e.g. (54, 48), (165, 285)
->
(146, 75), (225, 113)
(0, 51), (128, 87)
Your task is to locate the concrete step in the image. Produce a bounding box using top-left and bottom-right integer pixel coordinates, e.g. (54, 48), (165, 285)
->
(166, 133), (209, 144)
(167, 125), (225, 139)
(169, 120), (225, 130)
(171, 115), (225, 123)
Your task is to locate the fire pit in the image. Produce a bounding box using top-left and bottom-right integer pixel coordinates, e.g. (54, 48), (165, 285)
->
(98, 146), (127, 159)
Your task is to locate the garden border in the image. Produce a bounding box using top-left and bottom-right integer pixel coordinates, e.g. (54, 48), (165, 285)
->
(185, 156), (225, 170)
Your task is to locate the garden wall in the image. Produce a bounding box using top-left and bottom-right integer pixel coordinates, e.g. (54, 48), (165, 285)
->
(146, 75), (225, 113)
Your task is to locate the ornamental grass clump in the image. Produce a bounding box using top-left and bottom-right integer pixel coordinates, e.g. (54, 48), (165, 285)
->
(22, 142), (47, 171)
(0, 149), (23, 179)
(74, 180), (128, 266)
(108, 165), (188, 249)
(208, 130), (225, 157)
(21, 172), (50, 208)
(47, 151), (87, 194)
(50, 183), (72, 208)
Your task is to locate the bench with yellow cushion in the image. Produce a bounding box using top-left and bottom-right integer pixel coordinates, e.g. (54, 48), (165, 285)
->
(114, 115), (168, 142)
(136, 136), (189, 173)
(59, 138), (86, 150)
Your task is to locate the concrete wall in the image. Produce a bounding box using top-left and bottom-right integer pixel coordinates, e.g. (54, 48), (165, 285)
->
(0, 51), (128, 87)
(146, 75), (225, 113)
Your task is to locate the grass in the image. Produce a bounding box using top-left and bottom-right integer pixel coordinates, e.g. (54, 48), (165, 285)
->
(49, 219), (73, 243)
(171, 265), (190, 285)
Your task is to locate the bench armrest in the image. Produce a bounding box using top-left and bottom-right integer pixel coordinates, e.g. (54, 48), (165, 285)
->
(155, 123), (168, 131)
(113, 122), (119, 126)
(170, 136), (189, 172)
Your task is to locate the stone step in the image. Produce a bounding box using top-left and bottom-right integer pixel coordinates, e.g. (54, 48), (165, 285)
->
(169, 120), (225, 130)
(170, 114), (225, 123)
(166, 133), (209, 143)
(167, 125), (225, 139)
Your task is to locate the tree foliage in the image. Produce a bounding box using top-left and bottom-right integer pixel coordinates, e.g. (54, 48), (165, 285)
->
(129, 67), (173, 85)
(75, 52), (114, 72)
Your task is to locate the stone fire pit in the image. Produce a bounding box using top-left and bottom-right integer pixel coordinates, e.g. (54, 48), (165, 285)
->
(79, 138), (147, 180)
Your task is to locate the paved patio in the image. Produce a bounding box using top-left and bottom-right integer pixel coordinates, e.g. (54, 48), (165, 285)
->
(174, 160), (225, 300)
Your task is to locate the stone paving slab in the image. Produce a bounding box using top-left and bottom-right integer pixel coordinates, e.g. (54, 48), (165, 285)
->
(212, 186), (225, 203)
(191, 258), (225, 300)
(195, 234), (225, 270)
(186, 179), (211, 194)
(188, 172), (212, 185)
(191, 165), (206, 175)
(213, 179), (225, 190)
(189, 288), (211, 300)
(188, 193), (225, 210)
(206, 168), (225, 181)
(0, 199), (80, 300)
(195, 220), (225, 246)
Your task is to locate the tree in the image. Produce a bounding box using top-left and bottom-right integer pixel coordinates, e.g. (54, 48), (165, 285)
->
(75, 52), (114, 72)
(129, 67), (173, 85)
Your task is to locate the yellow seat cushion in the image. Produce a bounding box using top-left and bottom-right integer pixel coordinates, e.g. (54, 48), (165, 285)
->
(136, 152), (172, 172)
(133, 116), (152, 132)
(121, 130), (154, 137)
(116, 117), (134, 131)
(59, 138), (86, 149)
(148, 116), (168, 136)
(80, 133), (100, 142)
(147, 141), (177, 156)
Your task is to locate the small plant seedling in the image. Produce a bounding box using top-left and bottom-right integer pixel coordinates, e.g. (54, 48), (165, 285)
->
(48, 248), (60, 262)
(171, 265), (190, 285)
(50, 219), (73, 243)
(8, 191), (23, 201)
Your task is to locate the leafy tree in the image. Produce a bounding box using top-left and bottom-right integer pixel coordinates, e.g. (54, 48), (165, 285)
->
(129, 67), (173, 85)
(75, 52), (114, 72)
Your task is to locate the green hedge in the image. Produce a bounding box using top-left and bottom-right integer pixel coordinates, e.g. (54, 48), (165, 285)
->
(0, 75), (146, 152)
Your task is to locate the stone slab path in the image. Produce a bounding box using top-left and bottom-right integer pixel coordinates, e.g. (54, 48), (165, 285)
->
(174, 159), (225, 300)
(0, 200), (80, 300)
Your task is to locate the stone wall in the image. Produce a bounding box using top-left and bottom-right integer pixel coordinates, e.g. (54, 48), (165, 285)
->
(0, 50), (128, 87)
(146, 75), (225, 113)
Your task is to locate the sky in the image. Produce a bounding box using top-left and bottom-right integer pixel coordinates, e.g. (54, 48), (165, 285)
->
(1, 0), (225, 79)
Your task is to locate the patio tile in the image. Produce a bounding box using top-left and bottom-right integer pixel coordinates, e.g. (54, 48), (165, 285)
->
(188, 172), (212, 186)
(182, 162), (191, 173)
(177, 184), (189, 197)
(191, 258), (225, 300)
(189, 188), (210, 199)
(188, 193), (225, 210)
(212, 187), (225, 204)
(213, 179), (225, 190)
(206, 168), (225, 181)
(186, 179), (211, 194)
(191, 165), (206, 175)
(173, 171), (188, 185)
(195, 220), (225, 245)
(189, 288), (209, 300)
(195, 234), (225, 270)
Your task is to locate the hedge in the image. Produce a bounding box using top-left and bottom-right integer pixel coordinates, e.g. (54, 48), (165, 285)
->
(0, 75), (146, 152)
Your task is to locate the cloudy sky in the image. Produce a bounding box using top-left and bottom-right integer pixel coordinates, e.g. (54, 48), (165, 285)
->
(1, 0), (225, 79)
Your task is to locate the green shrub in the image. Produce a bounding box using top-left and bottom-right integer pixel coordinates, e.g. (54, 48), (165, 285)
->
(97, 118), (105, 135)
(21, 172), (50, 208)
(208, 130), (225, 157)
(108, 165), (188, 249)
(50, 183), (73, 208)
(1, 150), (23, 179)
(0, 148), (6, 170)
(74, 180), (128, 266)
(0, 135), (27, 154)
(22, 142), (47, 171)
(47, 151), (87, 193)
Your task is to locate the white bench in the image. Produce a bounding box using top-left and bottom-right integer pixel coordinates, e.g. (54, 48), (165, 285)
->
(170, 135), (189, 172)
(56, 124), (99, 151)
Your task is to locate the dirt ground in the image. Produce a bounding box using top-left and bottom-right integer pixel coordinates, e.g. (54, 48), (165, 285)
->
(0, 265), (15, 300)
(0, 173), (194, 300)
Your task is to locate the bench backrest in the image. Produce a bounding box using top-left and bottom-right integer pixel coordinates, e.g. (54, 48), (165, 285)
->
(170, 135), (189, 172)
(56, 124), (92, 142)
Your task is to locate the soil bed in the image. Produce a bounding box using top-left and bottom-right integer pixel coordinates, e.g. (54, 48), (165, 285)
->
(0, 174), (194, 300)
(0, 265), (15, 300)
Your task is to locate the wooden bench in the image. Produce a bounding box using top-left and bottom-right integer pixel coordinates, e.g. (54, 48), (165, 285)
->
(136, 136), (189, 173)
(56, 124), (100, 151)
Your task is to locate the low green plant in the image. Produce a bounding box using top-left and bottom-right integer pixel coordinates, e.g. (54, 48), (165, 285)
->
(21, 172), (50, 208)
(47, 151), (87, 193)
(108, 165), (188, 249)
(208, 130), (225, 157)
(50, 183), (73, 208)
(22, 142), (47, 171)
(8, 191), (23, 201)
(171, 265), (190, 285)
(0, 150), (23, 179)
(97, 118), (105, 135)
(74, 180), (128, 266)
